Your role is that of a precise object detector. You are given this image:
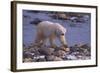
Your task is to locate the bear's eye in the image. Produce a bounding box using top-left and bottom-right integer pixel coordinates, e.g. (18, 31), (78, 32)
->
(61, 33), (64, 35)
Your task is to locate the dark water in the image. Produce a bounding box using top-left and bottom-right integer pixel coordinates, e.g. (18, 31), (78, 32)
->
(23, 10), (91, 47)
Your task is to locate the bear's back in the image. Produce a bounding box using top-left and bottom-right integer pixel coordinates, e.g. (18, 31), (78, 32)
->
(37, 21), (66, 37)
(37, 21), (56, 37)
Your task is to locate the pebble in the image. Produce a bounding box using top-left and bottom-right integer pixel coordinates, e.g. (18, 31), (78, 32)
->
(53, 56), (63, 61)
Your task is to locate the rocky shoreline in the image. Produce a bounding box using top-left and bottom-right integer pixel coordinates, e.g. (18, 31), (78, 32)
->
(23, 44), (91, 62)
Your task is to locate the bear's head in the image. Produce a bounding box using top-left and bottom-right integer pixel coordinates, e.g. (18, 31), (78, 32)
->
(55, 23), (66, 36)
(55, 23), (68, 48)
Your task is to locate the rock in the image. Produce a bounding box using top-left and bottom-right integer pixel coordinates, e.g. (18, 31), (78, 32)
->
(76, 55), (90, 60)
(29, 48), (36, 53)
(33, 55), (45, 59)
(71, 52), (80, 55)
(61, 46), (70, 52)
(69, 44), (80, 52)
(30, 18), (42, 25)
(23, 58), (33, 62)
(46, 55), (63, 61)
(76, 55), (83, 60)
(65, 54), (77, 60)
(29, 47), (40, 55)
(38, 47), (54, 56)
(49, 13), (68, 20)
(23, 15), (31, 19)
(56, 13), (68, 20)
(36, 58), (46, 62)
(54, 50), (66, 58)
(23, 51), (33, 59)
(46, 55), (55, 61)
(55, 46), (70, 52)
(53, 56), (63, 61)
(33, 55), (46, 62)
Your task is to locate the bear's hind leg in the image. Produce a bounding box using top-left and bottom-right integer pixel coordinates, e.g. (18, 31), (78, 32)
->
(34, 33), (44, 47)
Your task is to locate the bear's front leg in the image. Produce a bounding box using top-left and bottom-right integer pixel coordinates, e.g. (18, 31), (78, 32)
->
(59, 35), (68, 48)
(49, 36), (57, 48)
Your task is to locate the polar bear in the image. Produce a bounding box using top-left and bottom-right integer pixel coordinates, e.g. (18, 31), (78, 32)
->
(31, 20), (68, 48)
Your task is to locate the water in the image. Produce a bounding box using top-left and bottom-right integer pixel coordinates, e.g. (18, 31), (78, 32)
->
(23, 10), (91, 47)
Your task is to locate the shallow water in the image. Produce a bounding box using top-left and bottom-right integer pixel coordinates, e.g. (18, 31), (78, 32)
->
(23, 10), (91, 47)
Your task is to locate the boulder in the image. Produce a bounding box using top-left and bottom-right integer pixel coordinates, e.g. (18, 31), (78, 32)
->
(38, 47), (55, 56)
(65, 54), (77, 60)
(23, 58), (33, 62)
(54, 50), (66, 58)
(46, 55), (55, 61)
(23, 51), (33, 59)
(53, 56), (63, 61)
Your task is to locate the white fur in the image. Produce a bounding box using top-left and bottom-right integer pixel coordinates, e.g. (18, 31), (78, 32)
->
(37, 21), (66, 38)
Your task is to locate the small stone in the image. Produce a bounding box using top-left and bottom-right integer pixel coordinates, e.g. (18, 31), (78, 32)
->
(59, 46), (70, 52)
(54, 50), (66, 58)
(29, 48), (36, 52)
(66, 54), (77, 60)
(23, 58), (33, 62)
(46, 55), (55, 61)
(53, 56), (63, 61)
(23, 51), (33, 59)
(34, 55), (45, 59)
(33, 55), (46, 62)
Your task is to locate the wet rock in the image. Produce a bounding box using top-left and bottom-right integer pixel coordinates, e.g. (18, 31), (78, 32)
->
(30, 18), (42, 25)
(53, 56), (63, 61)
(23, 15), (31, 19)
(54, 50), (66, 58)
(70, 47), (77, 53)
(38, 47), (55, 56)
(23, 58), (33, 62)
(35, 55), (46, 62)
(65, 54), (77, 60)
(32, 55), (46, 62)
(33, 55), (45, 59)
(49, 13), (68, 20)
(23, 51), (33, 59)
(60, 46), (70, 52)
(36, 58), (46, 62)
(29, 47), (40, 55)
(23, 43), (91, 62)
(76, 55), (90, 60)
(46, 55), (63, 61)
(56, 13), (68, 20)
(46, 55), (55, 61)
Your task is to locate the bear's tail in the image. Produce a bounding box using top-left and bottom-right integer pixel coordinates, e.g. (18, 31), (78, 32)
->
(30, 18), (42, 26)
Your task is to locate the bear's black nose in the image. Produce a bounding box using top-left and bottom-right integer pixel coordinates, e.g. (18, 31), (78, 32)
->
(61, 33), (64, 35)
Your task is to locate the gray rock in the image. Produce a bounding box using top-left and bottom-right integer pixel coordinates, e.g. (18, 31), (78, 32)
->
(65, 54), (77, 60)
(23, 58), (33, 62)
(36, 58), (46, 62)
(33, 55), (46, 62)
(54, 50), (66, 58)
(46, 55), (55, 61)
(38, 47), (54, 56)
(29, 47), (40, 55)
(53, 56), (63, 61)
(23, 51), (33, 59)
